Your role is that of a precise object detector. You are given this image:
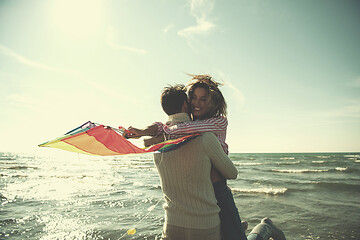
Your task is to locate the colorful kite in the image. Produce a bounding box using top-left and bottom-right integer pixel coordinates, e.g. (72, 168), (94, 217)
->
(38, 121), (199, 156)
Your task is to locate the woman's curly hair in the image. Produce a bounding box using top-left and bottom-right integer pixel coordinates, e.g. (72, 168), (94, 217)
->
(186, 74), (227, 119)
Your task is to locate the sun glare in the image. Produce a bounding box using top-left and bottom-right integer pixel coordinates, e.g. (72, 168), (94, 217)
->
(50, 0), (104, 40)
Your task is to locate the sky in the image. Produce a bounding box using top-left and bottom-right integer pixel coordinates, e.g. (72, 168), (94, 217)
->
(0, 0), (359, 154)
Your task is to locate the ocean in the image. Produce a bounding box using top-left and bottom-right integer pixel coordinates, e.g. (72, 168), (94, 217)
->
(1, 151), (359, 240)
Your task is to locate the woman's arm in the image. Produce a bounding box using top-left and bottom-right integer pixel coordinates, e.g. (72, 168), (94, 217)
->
(126, 124), (158, 138)
(155, 116), (228, 136)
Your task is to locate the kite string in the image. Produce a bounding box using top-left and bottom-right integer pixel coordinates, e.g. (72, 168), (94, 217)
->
(117, 196), (163, 240)
(118, 152), (165, 239)
(157, 148), (165, 167)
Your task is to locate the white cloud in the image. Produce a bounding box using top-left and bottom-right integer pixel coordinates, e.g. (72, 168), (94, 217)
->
(178, 19), (215, 37)
(162, 24), (175, 34)
(6, 94), (47, 112)
(0, 44), (137, 105)
(106, 26), (147, 54)
(178, 0), (216, 39)
(0, 44), (76, 74)
(217, 71), (246, 108)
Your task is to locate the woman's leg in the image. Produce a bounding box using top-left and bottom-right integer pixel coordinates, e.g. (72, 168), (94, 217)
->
(213, 181), (247, 240)
(247, 218), (286, 240)
(247, 234), (264, 240)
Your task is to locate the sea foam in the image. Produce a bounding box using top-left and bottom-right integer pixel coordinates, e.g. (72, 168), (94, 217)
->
(234, 162), (263, 166)
(272, 169), (329, 173)
(231, 187), (288, 195)
(335, 167), (348, 172)
(276, 161), (300, 165)
(312, 161), (325, 164)
(273, 167), (348, 173)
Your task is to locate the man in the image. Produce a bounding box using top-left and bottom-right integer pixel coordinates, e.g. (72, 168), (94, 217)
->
(128, 84), (285, 240)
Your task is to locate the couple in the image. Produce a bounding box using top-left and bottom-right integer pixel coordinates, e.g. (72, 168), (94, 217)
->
(127, 75), (286, 240)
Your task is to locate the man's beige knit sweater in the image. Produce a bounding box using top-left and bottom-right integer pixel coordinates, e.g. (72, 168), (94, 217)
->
(154, 113), (238, 230)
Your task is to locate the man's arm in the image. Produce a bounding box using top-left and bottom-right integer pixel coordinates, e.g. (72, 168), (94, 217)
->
(126, 124), (158, 138)
(144, 134), (165, 147)
(202, 132), (237, 179)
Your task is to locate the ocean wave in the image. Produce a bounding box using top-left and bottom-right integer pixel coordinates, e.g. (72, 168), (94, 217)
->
(231, 187), (287, 195)
(0, 173), (28, 178)
(0, 160), (18, 164)
(37, 174), (92, 179)
(312, 161), (325, 164)
(313, 181), (360, 192)
(0, 156), (17, 161)
(276, 161), (300, 165)
(149, 184), (161, 190)
(272, 167), (349, 173)
(114, 164), (154, 170)
(2, 166), (39, 170)
(230, 157), (255, 161)
(0, 154), (14, 157)
(280, 157), (296, 160)
(344, 155), (360, 158)
(234, 162), (263, 166)
(316, 156), (331, 159)
(272, 169), (329, 173)
(335, 167), (348, 172)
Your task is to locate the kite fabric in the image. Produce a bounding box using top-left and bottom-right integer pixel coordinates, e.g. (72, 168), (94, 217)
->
(38, 121), (199, 156)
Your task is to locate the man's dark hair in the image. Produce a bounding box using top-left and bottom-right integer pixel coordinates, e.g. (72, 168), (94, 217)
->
(161, 84), (187, 115)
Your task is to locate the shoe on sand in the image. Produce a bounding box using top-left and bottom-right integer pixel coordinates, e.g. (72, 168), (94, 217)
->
(261, 217), (286, 240)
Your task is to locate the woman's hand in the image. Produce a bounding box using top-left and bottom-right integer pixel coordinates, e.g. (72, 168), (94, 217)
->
(126, 126), (144, 139)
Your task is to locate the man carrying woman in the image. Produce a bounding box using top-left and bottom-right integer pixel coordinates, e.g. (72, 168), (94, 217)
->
(127, 75), (286, 240)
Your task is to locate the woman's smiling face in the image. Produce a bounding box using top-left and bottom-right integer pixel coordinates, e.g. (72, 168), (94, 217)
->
(190, 87), (210, 120)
